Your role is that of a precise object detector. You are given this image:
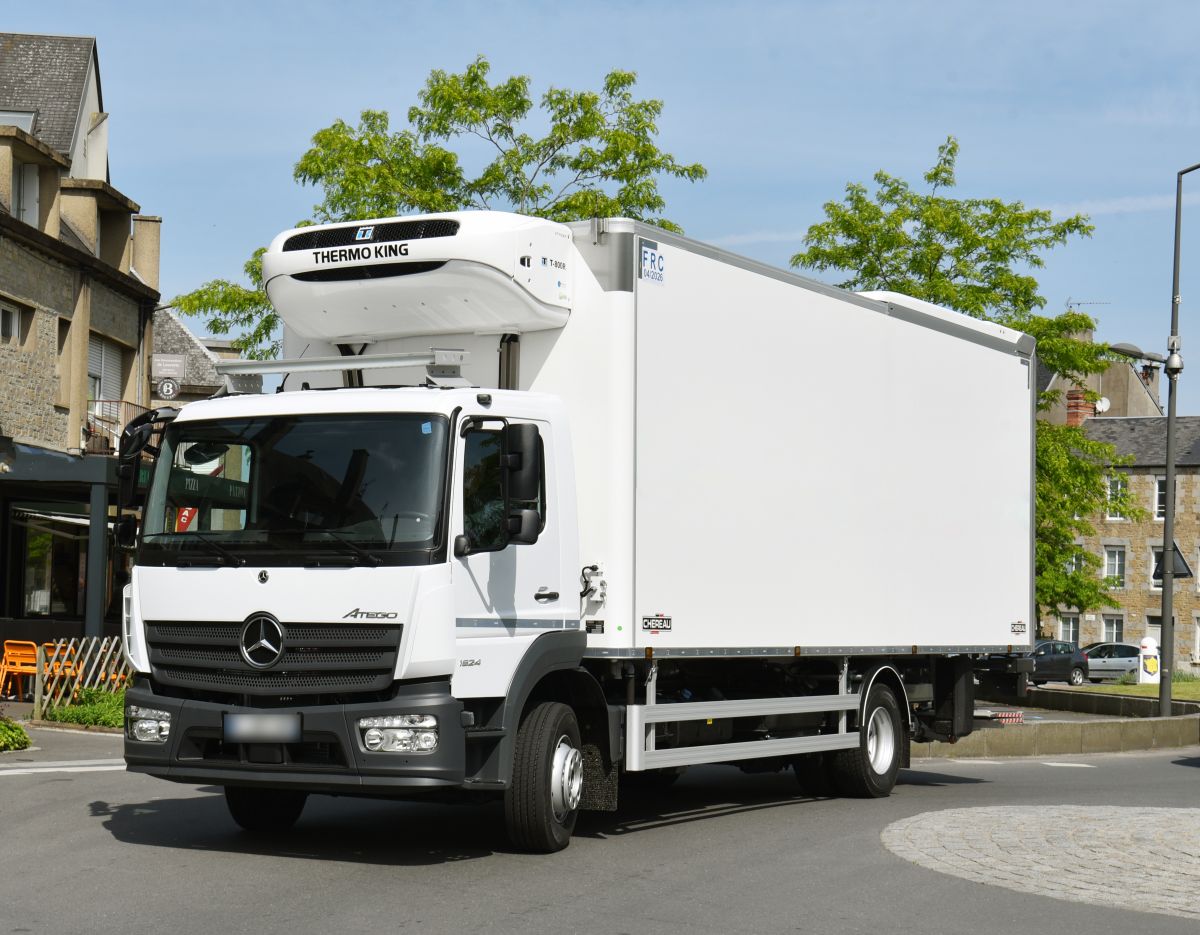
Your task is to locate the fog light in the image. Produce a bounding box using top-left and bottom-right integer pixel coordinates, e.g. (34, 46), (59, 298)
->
(363, 728), (385, 751)
(357, 715), (438, 753)
(127, 705), (171, 743)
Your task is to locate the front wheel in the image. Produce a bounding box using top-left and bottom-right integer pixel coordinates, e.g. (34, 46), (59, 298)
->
(830, 683), (903, 798)
(505, 701), (583, 853)
(1069, 667), (1085, 686)
(224, 786), (307, 833)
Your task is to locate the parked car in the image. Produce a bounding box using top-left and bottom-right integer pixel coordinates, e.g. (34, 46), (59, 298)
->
(1028, 640), (1089, 686)
(1080, 642), (1140, 682)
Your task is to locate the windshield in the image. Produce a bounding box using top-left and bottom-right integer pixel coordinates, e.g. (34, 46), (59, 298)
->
(140, 413), (449, 566)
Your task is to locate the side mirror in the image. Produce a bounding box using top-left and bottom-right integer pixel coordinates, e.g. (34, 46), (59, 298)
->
(119, 422), (153, 462)
(114, 515), (138, 549)
(507, 509), (540, 546)
(504, 423), (541, 502)
(117, 458), (140, 510)
(453, 534), (471, 558)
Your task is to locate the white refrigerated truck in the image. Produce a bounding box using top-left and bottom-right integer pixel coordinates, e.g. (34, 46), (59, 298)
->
(120, 210), (1035, 851)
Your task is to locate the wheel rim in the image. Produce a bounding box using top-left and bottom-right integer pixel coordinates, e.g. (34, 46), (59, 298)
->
(866, 706), (895, 775)
(1070, 669), (1083, 685)
(550, 734), (583, 823)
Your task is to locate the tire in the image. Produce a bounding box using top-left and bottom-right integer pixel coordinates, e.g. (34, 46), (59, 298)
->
(224, 786), (307, 833)
(1069, 667), (1085, 686)
(830, 683), (903, 798)
(505, 701), (583, 853)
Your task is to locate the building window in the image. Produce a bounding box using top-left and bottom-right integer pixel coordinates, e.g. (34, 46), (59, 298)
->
(1059, 614), (1080, 644)
(9, 501), (91, 617)
(1104, 546), (1126, 588)
(10, 161), (39, 227)
(1106, 475), (1128, 520)
(1155, 477), (1168, 520)
(1103, 614), (1124, 642)
(1066, 550), (1084, 575)
(1152, 548), (1164, 591)
(0, 303), (31, 347)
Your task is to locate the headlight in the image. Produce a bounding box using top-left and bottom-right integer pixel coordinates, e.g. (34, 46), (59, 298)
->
(126, 705), (171, 743)
(357, 715), (438, 753)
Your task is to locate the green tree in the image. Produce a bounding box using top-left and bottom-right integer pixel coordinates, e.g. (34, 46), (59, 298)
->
(176, 57), (705, 358)
(791, 137), (1140, 617)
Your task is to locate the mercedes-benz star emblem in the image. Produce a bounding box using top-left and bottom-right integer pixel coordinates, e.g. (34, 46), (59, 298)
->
(258, 570), (269, 584)
(240, 615), (284, 669)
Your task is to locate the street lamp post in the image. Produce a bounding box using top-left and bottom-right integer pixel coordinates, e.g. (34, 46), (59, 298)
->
(1159, 162), (1200, 716)
(1115, 163), (1200, 715)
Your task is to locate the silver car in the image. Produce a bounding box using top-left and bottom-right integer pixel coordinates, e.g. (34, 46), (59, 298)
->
(1081, 642), (1140, 682)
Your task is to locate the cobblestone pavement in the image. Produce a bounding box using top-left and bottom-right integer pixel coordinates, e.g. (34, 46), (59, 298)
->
(882, 806), (1200, 920)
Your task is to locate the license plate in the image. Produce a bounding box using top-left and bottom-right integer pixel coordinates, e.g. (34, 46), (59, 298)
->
(224, 713), (302, 743)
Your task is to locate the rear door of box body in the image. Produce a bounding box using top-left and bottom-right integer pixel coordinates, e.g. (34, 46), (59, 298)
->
(631, 233), (1034, 654)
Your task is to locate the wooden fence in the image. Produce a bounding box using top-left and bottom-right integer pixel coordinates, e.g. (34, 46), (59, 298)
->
(33, 637), (134, 720)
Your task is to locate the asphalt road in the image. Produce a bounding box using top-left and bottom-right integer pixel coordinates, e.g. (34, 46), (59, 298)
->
(3, 727), (1199, 935)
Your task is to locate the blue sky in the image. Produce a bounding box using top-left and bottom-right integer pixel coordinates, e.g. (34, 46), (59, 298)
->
(10, 1), (1200, 409)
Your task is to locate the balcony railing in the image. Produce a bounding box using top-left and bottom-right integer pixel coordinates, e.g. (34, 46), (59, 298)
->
(85, 399), (148, 454)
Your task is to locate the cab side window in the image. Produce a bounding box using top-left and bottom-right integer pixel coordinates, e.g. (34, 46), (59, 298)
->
(463, 429), (506, 551)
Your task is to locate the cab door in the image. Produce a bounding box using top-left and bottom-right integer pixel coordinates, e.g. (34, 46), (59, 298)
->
(452, 416), (565, 642)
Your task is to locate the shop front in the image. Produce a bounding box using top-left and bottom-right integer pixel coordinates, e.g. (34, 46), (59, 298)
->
(0, 444), (124, 643)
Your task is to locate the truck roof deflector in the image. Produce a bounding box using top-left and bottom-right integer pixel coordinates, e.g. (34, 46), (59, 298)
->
(213, 348), (471, 391)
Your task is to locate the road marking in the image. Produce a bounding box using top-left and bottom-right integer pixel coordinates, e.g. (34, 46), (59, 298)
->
(0, 758), (125, 777)
(1041, 761), (1096, 768)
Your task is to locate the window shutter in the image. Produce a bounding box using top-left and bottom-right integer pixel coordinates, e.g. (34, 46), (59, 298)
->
(88, 333), (125, 400)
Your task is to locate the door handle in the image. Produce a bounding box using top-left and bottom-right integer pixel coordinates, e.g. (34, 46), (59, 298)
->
(534, 591), (559, 603)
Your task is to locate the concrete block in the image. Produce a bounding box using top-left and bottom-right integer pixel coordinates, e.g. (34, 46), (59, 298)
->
(1119, 718), (1156, 751)
(1080, 720), (1125, 754)
(1032, 722), (1083, 756)
(983, 724), (1038, 757)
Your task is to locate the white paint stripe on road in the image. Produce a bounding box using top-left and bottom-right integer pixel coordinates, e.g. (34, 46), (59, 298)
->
(0, 758), (126, 777)
(0, 758), (124, 770)
(1041, 762), (1097, 768)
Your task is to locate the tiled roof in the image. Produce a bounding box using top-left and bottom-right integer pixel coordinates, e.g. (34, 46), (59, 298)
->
(1084, 416), (1200, 467)
(153, 307), (222, 388)
(0, 33), (96, 157)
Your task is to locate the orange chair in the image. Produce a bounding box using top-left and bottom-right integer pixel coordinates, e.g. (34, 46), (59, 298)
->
(42, 642), (78, 678)
(0, 641), (39, 700)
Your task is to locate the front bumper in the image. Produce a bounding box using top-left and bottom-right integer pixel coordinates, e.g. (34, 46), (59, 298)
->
(124, 678), (466, 794)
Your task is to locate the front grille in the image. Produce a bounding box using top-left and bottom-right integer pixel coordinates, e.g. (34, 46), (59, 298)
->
(282, 219), (460, 252)
(146, 620), (401, 696)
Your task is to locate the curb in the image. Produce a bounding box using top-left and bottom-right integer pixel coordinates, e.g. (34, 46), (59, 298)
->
(26, 720), (122, 735)
(913, 712), (1200, 759)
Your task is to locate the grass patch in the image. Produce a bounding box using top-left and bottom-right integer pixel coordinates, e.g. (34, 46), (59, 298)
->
(1066, 681), (1200, 702)
(0, 715), (31, 751)
(43, 687), (124, 728)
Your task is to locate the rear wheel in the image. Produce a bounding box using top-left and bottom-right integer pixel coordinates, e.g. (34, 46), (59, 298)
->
(505, 701), (583, 853)
(224, 786), (307, 833)
(1069, 667), (1085, 686)
(830, 683), (903, 798)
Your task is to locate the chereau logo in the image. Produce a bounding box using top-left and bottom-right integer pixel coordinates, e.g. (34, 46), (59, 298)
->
(642, 615), (672, 632)
(343, 608), (399, 620)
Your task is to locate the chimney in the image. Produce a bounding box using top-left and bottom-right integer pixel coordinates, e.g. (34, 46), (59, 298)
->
(131, 215), (162, 291)
(1066, 387), (1091, 427)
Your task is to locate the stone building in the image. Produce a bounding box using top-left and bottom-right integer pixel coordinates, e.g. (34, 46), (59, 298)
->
(0, 33), (160, 641)
(149, 307), (261, 406)
(1039, 416), (1200, 675)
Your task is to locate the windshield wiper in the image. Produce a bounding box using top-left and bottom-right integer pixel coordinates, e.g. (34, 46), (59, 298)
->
(306, 530), (382, 567)
(174, 532), (245, 568)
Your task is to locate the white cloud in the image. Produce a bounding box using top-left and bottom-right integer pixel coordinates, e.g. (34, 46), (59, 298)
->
(1049, 192), (1200, 218)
